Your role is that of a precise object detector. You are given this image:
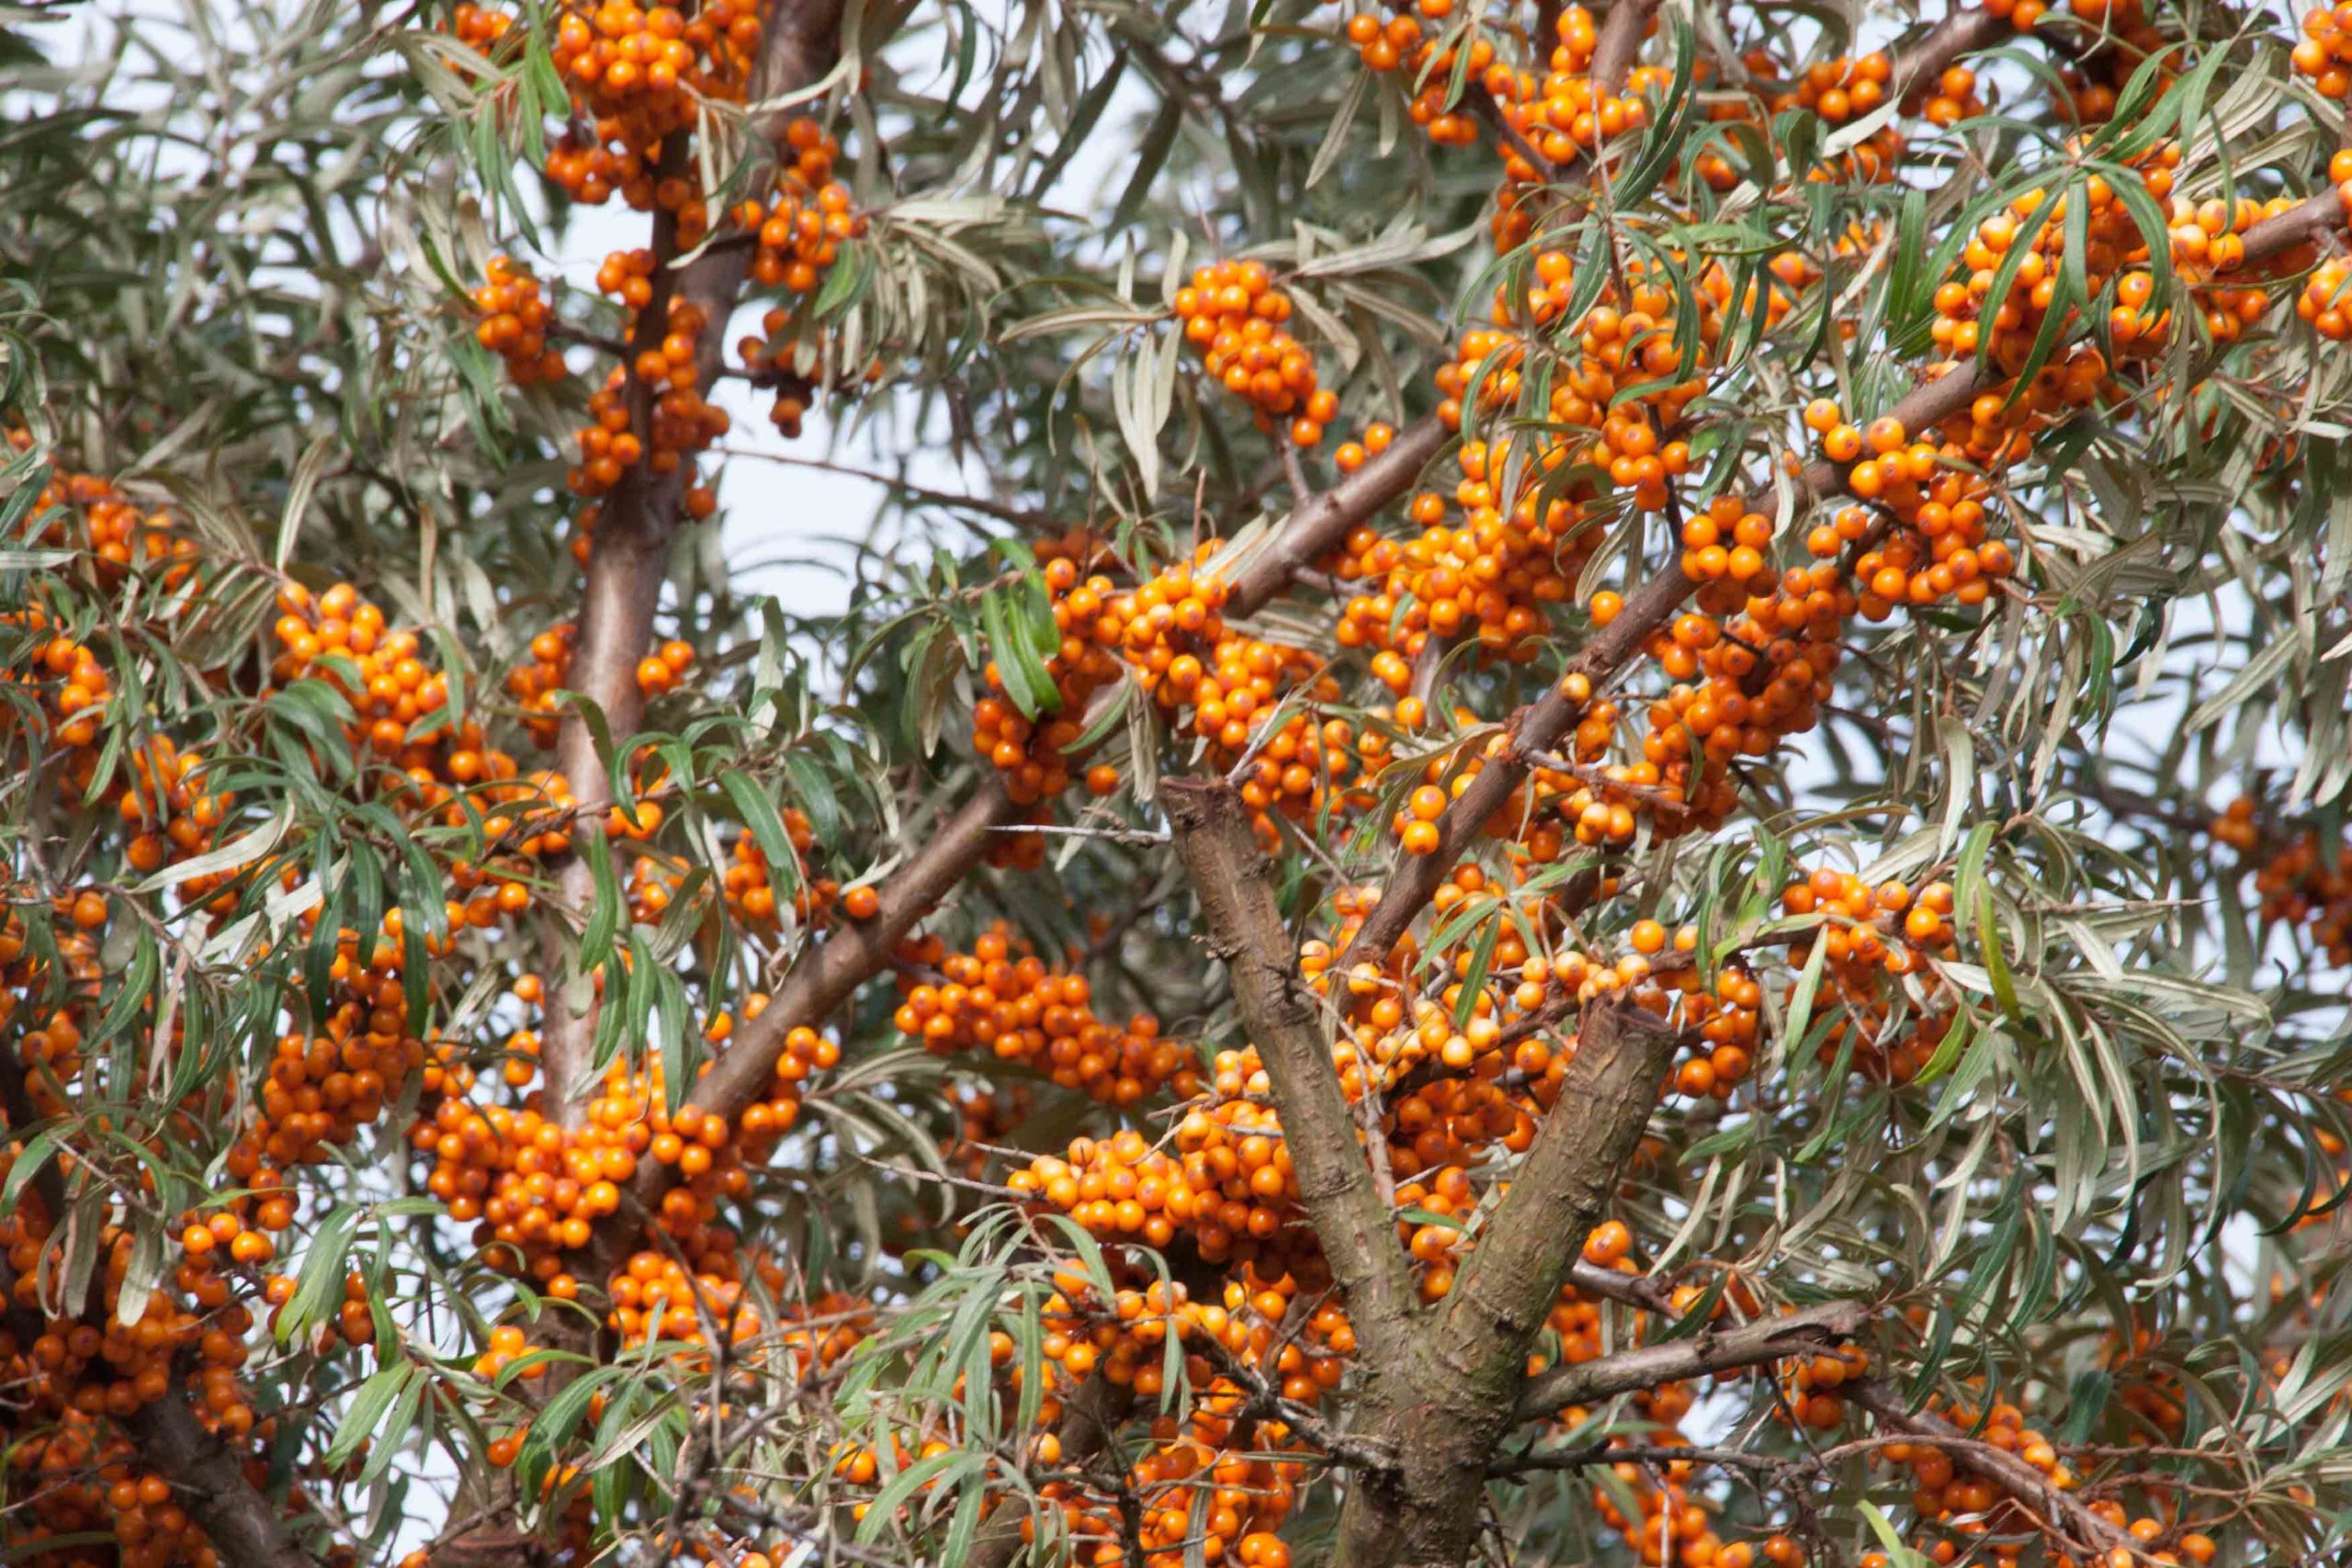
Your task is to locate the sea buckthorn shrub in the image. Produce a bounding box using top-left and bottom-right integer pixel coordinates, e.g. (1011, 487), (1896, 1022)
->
(4, 0), (2352, 1564)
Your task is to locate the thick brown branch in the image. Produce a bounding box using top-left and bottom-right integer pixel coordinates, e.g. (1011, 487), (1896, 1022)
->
(1564, 1257), (1676, 1314)
(1589, 0), (1658, 97)
(1331, 558), (1697, 974)
(2243, 190), (2342, 260)
(1424, 996), (1683, 1406)
(596, 780), (1013, 1275)
(123, 1381), (322, 1568)
(1327, 996), (1679, 1567)
(1513, 1299), (1869, 1421)
(1159, 777), (1418, 1356)
(1893, 6), (2009, 107)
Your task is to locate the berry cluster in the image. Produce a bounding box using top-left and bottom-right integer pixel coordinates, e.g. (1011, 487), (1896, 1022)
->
(1172, 261), (1336, 445)
(730, 118), (868, 437)
(972, 558), (1128, 805)
(892, 927), (1198, 1107)
(1781, 869), (1961, 1084)
(2297, 3), (2352, 97)
(471, 255), (566, 386)
(568, 298), (727, 517)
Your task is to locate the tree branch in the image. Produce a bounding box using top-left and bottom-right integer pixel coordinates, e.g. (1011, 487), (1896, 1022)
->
(1892, 6), (2008, 107)
(1421, 996), (1684, 1404)
(600, 777), (1013, 1276)
(539, 0), (849, 1124)
(0, 1063), (320, 1565)
(1513, 1299), (1869, 1422)
(1223, 413), (1451, 614)
(1159, 776), (1419, 1357)
(1850, 1378), (2140, 1563)
(1326, 996), (1680, 1567)
(1589, 0), (1657, 96)
(123, 1379), (322, 1568)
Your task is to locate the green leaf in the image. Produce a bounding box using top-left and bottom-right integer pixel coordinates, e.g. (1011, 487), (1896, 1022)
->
(719, 767), (802, 880)
(855, 1451), (977, 1541)
(981, 584), (1060, 721)
(1779, 927), (1830, 1066)
(582, 834), (622, 971)
(1, 1129), (59, 1212)
(277, 1205), (361, 1345)
(780, 750), (846, 853)
(324, 1363), (415, 1470)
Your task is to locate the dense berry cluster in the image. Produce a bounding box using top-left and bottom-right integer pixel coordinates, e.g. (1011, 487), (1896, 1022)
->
(892, 927), (1197, 1106)
(2297, 3), (2352, 96)
(730, 118), (867, 437)
(471, 255), (566, 386)
(1173, 260), (1336, 445)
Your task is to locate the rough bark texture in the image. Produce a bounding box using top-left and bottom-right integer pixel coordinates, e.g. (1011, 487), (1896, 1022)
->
(1159, 777), (1419, 1358)
(123, 1386), (322, 1568)
(1513, 1298), (1868, 1420)
(1329, 998), (1680, 1568)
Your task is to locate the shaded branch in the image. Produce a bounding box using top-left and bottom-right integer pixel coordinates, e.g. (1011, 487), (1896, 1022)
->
(123, 1380), (322, 1568)
(1513, 1299), (1870, 1423)
(602, 777), (1012, 1278)
(1850, 1379), (2140, 1563)
(1589, 0), (1658, 97)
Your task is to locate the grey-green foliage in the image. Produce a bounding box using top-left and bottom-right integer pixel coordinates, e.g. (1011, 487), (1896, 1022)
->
(1, 0), (2350, 1562)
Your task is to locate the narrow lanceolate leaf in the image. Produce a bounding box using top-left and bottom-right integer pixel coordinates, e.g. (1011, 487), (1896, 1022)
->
(981, 583), (1060, 720)
(277, 1206), (361, 1345)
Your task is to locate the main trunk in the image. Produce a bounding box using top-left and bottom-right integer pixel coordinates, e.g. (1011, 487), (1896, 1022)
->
(1334, 1348), (1521, 1568)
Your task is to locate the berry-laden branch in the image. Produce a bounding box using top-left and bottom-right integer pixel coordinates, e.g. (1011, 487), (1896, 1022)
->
(538, 0), (849, 1125)
(1849, 1379), (2139, 1563)
(1511, 1298), (1870, 1422)
(1327, 995), (1683, 1568)
(667, 0), (1688, 1163)
(664, 388), (1462, 1172)
(1429, 1001), (1687, 1369)
(121, 1388), (323, 1568)
(1159, 777), (1419, 1357)
(1330, 179), (2348, 982)
(3, 1040), (325, 1563)
(1222, 413), (1453, 612)
(642, 779), (1012, 1178)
